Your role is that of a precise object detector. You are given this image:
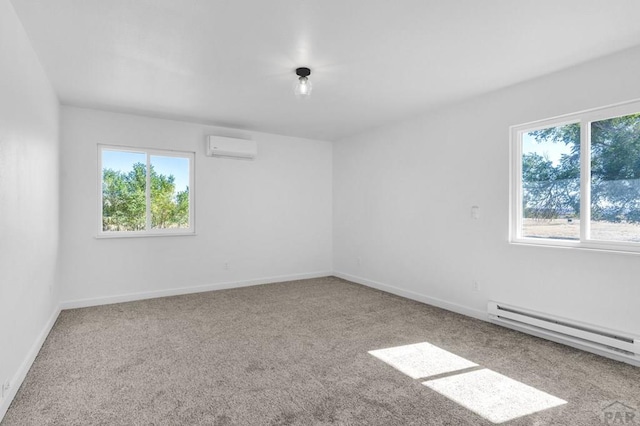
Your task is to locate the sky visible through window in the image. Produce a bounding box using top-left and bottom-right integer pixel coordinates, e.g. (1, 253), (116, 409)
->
(102, 150), (189, 191)
(522, 132), (571, 166)
(151, 155), (189, 192)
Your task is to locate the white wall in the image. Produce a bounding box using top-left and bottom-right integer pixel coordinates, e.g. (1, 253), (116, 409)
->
(59, 107), (332, 305)
(333, 46), (640, 336)
(0, 0), (60, 417)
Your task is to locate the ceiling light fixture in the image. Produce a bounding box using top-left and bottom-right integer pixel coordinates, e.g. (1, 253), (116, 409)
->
(294, 67), (312, 98)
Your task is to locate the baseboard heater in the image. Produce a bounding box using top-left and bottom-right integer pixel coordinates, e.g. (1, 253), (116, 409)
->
(488, 301), (640, 366)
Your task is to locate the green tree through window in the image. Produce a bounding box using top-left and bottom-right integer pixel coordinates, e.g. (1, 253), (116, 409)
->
(524, 115), (640, 224)
(516, 108), (640, 245)
(100, 148), (193, 234)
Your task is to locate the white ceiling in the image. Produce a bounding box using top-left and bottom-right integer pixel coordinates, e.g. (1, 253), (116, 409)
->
(10, 0), (640, 141)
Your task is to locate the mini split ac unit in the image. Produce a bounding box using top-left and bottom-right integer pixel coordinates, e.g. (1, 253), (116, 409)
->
(206, 135), (257, 159)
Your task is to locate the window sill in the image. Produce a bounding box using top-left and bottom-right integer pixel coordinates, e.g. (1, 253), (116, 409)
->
(509, 239), (640, 256)
(96, 231), (196, 239)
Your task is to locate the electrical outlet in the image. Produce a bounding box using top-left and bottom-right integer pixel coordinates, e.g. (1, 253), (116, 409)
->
(1, 380), (10, 399)
(472, 281), (480, 292)
(356, 257), (362, 266)
(224, 262), (230, 270)
(471, 205), (480, 220)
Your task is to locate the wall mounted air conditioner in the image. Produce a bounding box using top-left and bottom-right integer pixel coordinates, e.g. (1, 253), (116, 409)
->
(206, 135), (257, 159)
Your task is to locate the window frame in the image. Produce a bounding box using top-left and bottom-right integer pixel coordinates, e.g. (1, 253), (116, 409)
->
(510, 99), (640, 254)
(97, 144), (195, 238)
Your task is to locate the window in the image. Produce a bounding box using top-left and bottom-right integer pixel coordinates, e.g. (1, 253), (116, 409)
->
(511, 100), (640, 252)
(99, 145), (194, 237)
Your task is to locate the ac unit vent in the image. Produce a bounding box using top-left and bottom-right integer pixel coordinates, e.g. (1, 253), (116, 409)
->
(206, 135), (256, 159)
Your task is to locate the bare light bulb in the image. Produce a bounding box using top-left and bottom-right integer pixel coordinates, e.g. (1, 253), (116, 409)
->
(298, 77), (311, 96)
(294, 67), (312, 98)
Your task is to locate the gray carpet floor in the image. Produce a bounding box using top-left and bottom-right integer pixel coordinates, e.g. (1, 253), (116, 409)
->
(3, 276), (639, 425)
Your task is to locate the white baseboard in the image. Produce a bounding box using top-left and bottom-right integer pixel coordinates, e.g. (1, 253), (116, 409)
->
(60, 271), (333, 310)
(0, 305), (61, 423)
(487, 317), (640, 367)
(334, 271), (487, 321)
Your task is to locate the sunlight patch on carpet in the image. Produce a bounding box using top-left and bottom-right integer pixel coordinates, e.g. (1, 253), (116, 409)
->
(368, 342), (478, 379)
(423, 368), (567, 423)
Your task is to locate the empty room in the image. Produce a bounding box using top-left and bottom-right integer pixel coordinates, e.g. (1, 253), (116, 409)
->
(2, 0), (640, 424)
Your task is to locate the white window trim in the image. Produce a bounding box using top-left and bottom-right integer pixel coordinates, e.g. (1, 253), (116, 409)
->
(97, 144), (196, 238)
(510, 99), (640, 254)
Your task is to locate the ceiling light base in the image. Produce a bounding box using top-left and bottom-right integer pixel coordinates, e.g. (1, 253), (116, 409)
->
(295, 67), (311, 78)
